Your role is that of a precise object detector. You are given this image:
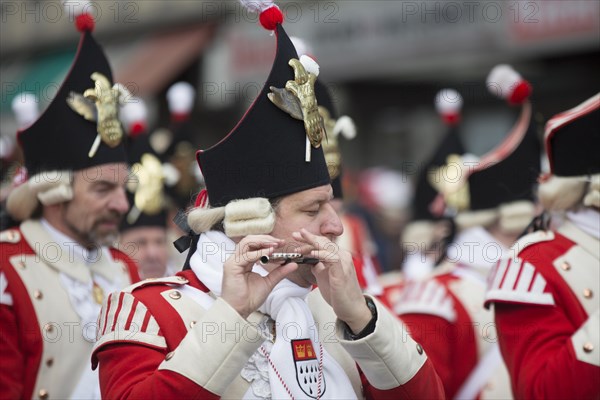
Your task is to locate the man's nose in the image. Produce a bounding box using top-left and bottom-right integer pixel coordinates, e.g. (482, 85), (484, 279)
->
(110, 187), (129, 214)
(321, 203), (344, 237)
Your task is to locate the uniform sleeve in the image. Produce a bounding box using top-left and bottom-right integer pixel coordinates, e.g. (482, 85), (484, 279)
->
(97, 343), (218, 400)
(1, 268), (26, 399)
(398, 313), (472, 399)
(94, 293), (263, 399)
(494, 302), (600, 399)
(337, 296), (445, 399)
(0, 303), (25, 399)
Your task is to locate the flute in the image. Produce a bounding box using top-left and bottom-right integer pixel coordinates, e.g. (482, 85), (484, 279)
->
(259, 253), (319, 265)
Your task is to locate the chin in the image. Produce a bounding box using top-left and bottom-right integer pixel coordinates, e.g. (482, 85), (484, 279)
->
(94, 231), (119, 247)
(296, 265), (316, 287)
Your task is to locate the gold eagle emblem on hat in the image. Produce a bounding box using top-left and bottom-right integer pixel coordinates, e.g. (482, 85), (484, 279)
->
(66, 72), (128, 158)
(319, 106), (341, 179)
(126, 153), (166, 224)
(428, 154), (471, 213)
(268, 58), (326, 162)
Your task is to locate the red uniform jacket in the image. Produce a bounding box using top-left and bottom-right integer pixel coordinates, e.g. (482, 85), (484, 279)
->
(92, 269), (444, 399)
(383, 261), (512, 400)
(484, 222), (600, 399)
(0, 221), (139, 399)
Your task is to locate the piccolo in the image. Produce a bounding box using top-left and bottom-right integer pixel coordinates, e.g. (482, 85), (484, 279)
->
(259, 253), (319, 265)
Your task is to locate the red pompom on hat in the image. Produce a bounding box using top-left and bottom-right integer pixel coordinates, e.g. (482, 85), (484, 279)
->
(130, 122), (146, 137)
(239, 0), (284, 31)
(166, 82), (196, 123)
(509, 80), (532, 105)
(75, 13), (95, 32)
(487, 64), (532, 105)
(435, 89), (463, 126)
(64, 0), (95, 32)
(120, 97), (148, 139)
(259, 5), (284, 30)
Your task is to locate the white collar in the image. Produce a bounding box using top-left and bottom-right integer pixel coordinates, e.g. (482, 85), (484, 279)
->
(566, 207), (600, 240)
(40, 218), (102, 265)
(190, 230), (296, 298)
(447, 226), (508, 270)
(190, 230), (237, 296)
(189, 230), (357, 399)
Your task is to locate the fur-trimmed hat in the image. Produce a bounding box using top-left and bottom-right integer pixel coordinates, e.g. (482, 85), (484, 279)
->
(188, 3), (331, 237)
(7, 3), (128, 221)
(429, 66), (541, 232)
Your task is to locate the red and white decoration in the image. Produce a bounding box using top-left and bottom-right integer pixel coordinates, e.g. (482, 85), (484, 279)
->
(434, 88), (463, 126)
(166, 82), (196, 122)
(63, 0), (95, 32)
(120, 97), (148, 137)
(240, 0), (284, 31)
(487, 64), (532, 105)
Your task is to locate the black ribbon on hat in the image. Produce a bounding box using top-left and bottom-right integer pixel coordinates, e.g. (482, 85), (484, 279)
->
(519, 212), (550, 239)
(172, 209), (200, 271)
(172, 209), (196, 253)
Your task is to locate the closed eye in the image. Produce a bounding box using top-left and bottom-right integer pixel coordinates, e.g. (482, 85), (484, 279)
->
(91, 181), (117, 195)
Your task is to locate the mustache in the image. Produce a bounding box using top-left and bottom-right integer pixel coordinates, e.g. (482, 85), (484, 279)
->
(96, 211), (124, 225)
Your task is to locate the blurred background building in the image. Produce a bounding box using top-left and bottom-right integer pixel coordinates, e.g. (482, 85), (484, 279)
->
(2, 0), (599, 270)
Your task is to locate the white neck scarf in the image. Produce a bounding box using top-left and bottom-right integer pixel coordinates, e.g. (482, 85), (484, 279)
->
(41, 218), (100, 265)
(567, 207), (600, 239)
(190, 231), (357, 399)
(39, 219), (107, 399)
(447, 226), (508, 272)
(40, 218), (121, 337)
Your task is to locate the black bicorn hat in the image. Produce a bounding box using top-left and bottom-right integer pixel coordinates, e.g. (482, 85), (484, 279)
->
(120, 98), (175, 231)
(466, 65), (540, 211)
(466, 108), (541, 211)
(413, 89), (466, 221)
(197, 10), (330, 207)
(161, 82), (202, 210)
(315, 80), (343, 199)
(121, 136), (169, 230)
(430, 67), (541, 214)
(414, 125), (466, 219)
(17, 11), (127, 177)
(544, 93), (600, 177)
(315, 78), (358, 200)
